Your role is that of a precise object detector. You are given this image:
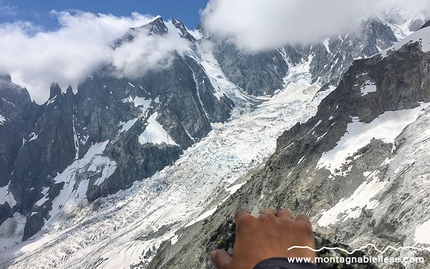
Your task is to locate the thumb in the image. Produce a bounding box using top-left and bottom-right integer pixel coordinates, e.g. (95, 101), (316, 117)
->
(211, 249), (232, 269)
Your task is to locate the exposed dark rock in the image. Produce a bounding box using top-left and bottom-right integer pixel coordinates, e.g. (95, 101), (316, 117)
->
(0, 202), (13, 225)
(22, 212), (44, 241)
(146, 16), (169, 35)
(0, 76), (35, 230)
(211, 19), (397, 97)
(212, 40), (289, 96)
(420, 20), (430, 29)
(0, 76), (33, 187)
(172, 19), (196, 42)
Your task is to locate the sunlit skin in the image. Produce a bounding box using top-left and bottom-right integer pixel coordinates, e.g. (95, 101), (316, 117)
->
(211, 209), (316, 269)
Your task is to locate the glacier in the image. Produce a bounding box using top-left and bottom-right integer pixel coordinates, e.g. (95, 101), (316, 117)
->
(0, 56), (331, 269)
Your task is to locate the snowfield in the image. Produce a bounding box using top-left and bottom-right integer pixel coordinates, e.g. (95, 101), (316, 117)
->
(317, 103), (430, 176)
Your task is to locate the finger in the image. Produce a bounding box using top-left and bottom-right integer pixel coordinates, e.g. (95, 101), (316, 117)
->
(260, 209), (276, 216)
(295, 214), (311, 225)
(259, 209), (277, 223)
(276, 209), (293, 219)
(235, 210), (251, 223)
(211, 249), (232, 269)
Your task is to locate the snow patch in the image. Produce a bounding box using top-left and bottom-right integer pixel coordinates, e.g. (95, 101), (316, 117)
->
(122, 96), (152, 109)
(0, 115), (6, 125)
(47, 141), (115, 225)
(1, 98), (16, 107)
(119, 96), (153, 134)
(185, 207), (218, 228)
(133, 97), (151, 107)
(119, 118), (139, 134)
(170, 235), (179, 245)
(318, 173), (387, 227)
(89, 158), (117, 186)
(0, 184), (17, 207)
(45, 95), (57, 105)
(415, 219), (430, 244)
(381, 25), (430, 57)
(189, 29), (202, 40)
(226, 182), (247, 195)
(138, 112), (176, 145)
(317, 103), (430, 175)
(323, 38), (331, 54)
(360, 81), (377, 96)
(72, 115), (79, 160)
(165, 20), (183, 38)
(81, 135), (89, 145)
(0, 213), (26, 251)
(35, 187), (50, 207)
(28, 132), (38, 142)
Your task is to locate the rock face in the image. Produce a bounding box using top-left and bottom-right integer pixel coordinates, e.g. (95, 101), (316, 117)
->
(10, 83), (77, 240)
(0, 75), (34, 226)
(0, 15), (424, 255)
(210, 18), (397, 96)
(146, 29), (430, 269)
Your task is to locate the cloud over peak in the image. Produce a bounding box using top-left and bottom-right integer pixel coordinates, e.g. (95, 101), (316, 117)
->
(0, 11), (190, 103)
(201, 0), (430, 52)
(1, 1), (429, 103)
(110, 21), (192, 79)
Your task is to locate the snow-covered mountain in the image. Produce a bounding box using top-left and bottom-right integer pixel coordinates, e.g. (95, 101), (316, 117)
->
(0, 9), (429, 269)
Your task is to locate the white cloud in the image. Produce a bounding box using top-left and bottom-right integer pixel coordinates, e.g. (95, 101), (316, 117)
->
(0, 11), (190, 103)
(0, 1), (16, 17)
(110, 23), (191, 79)
(201, 0), (430, 52)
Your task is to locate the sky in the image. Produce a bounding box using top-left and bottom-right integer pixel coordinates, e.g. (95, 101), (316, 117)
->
(0, 0), (429, 103)
(0, 0), (207, 30)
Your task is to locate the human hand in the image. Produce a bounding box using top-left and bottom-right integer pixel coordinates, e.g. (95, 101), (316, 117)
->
(211, 209), (316, 269)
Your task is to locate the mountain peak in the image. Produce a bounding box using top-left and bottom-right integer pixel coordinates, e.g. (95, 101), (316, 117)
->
(146, 16), (168, 35)
(66, 85), (74, 97)
(0, 73), (12, 82)
(49, 82), (62, 99)
(113, 16), (168, 47)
